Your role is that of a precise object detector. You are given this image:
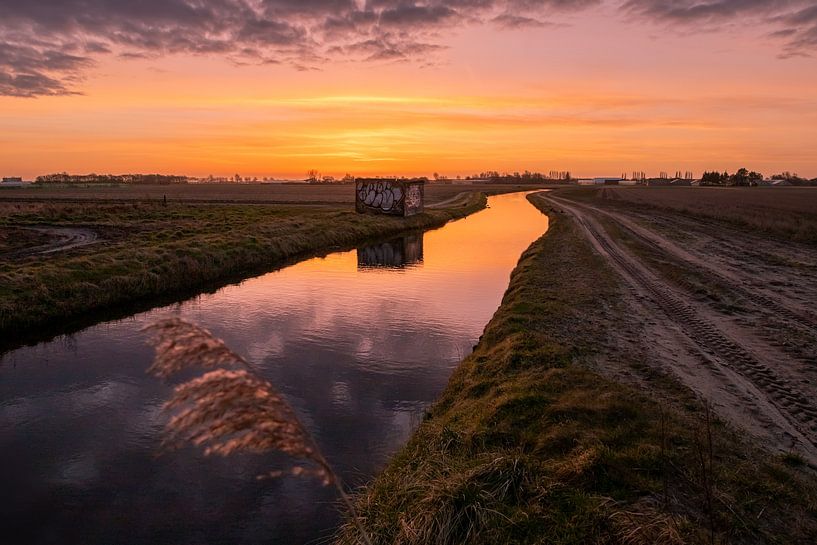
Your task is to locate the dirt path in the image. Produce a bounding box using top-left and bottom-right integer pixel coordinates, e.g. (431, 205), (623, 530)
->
(542, 192), (817, 466)
(425, 191), (471, 209)
(5, 227), (99, 258)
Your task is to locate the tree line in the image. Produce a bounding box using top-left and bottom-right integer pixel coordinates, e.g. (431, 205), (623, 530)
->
(700, 168), (817, 187)
(35, 173), (189, 185)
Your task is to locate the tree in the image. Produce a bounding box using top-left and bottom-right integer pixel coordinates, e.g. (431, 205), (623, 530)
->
(701, 171), (728, 186)
(730, 168), (750, 186)
(306, 169), (320, 183)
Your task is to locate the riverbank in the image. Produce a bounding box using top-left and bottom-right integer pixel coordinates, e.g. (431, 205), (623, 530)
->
(0, 194), (486, 350)
(336, 192), (817, 544)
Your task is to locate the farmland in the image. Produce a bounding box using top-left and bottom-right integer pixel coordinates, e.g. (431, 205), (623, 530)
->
(0, 182), (546, 205)
(595, 186), (817, 244)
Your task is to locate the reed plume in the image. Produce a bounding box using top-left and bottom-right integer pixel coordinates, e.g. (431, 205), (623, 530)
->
(144, 318), (372, 544)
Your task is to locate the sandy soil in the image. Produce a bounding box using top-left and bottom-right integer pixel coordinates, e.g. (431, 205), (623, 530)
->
(544, 192), (817, 466)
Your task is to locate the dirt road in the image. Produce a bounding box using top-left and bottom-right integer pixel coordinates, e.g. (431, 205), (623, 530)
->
(541, 192), (817, 466)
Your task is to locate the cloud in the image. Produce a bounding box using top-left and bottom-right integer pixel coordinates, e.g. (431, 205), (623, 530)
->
(0, 1), (605, 96)
(491, 14), (552, 28)
(621, 0), (817, 57)
(0, 0), (815, 97)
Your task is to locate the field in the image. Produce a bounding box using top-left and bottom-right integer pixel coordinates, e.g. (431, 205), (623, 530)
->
(0, 183), (526, 350)
(337, 192), (817, 544)
(0, 182), (548, 204)
(596, 186), (817, 244)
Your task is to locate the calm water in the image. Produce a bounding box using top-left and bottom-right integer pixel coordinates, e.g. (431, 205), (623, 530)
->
(1, 192), (548, 545)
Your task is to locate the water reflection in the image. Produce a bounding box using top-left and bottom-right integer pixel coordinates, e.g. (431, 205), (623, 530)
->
(0, 192), (548, 545)
(357, 232), (424, 269)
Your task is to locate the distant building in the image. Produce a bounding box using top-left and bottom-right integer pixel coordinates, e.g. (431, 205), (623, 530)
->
(1, 177), (24, 186)
(578, 177), (623, 186)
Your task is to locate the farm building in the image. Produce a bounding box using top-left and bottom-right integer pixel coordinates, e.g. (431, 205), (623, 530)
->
(577, 177), (624, 186)
(1, 177), (24, 187)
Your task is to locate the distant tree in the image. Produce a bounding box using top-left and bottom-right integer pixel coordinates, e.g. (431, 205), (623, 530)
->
(729, 168), (750, 186)
(701, 171), (729, 186)
(306, 169), (320, 183)
(747, 171), (764, 186)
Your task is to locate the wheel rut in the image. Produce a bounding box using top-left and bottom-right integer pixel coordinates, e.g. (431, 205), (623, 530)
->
(543, 193), (817, 464)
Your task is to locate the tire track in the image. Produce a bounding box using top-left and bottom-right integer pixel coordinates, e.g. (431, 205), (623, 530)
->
(543, 194), (817, 457)
(574, 199), (817, 333)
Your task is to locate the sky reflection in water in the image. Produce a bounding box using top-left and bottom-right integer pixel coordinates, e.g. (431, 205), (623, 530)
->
(0, 191), (548, 545)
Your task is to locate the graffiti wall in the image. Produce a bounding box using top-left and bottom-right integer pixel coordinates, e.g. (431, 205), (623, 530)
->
(355, 179), (425, 217)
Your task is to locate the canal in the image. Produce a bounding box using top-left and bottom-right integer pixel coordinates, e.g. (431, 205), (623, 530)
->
(1, 191), (549, 544)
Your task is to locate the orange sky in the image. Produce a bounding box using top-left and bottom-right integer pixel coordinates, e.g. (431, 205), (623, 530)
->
(2, 2), (817, 179)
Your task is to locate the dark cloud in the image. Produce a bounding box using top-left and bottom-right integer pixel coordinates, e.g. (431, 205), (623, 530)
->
(0, 0), (814, 97)
(0, 0), (600, 96)
(491, 13), (551, 28)
(622, 0), (817, 58)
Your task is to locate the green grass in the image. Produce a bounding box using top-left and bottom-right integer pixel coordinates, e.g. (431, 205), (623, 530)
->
(335, 193), (817, 545)
(0, 196), (486, 348)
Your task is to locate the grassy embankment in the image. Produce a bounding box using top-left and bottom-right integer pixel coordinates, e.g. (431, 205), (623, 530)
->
(0, 195), (485, 348)
(337, 193), (817, 545)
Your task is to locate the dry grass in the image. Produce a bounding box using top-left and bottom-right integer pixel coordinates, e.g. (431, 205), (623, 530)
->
(145, 318), (373, 545)
(596, 186), (817, 244)
(0, 226), (51, 253)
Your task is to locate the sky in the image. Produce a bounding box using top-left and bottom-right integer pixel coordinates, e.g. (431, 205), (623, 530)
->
(1, 0), (817, 179)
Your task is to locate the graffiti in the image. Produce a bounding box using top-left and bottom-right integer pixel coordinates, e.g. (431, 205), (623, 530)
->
(405, 184), (422, 212)
(355, 179), (424, 216)
(357, 180), (402, 213)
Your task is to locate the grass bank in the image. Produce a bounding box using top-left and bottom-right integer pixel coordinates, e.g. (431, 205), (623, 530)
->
(336, 193), (817, 545)
(0, 195), (485, 349)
